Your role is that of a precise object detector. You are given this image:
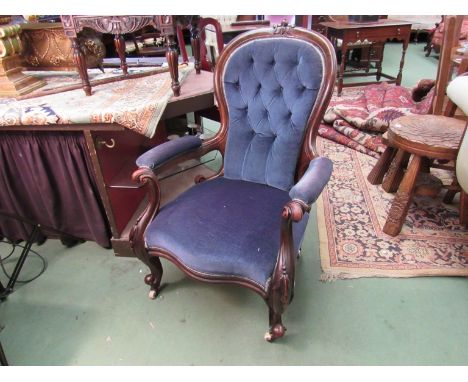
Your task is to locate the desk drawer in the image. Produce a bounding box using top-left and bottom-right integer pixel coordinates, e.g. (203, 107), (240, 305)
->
(344, 25), (411, 43)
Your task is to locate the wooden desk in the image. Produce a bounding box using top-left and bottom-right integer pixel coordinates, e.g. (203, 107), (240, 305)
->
(320, 20), (412, 95)
(1, 70), (215, 257)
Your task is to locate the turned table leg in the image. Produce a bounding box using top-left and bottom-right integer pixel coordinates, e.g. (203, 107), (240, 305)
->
(382, 149), (410, 193)
(367, 146), (396, 185)
(337, 43), (347, 96)
(396, 39), (409, 86)
(114, 34), (128, 75)
(190, 23), (201, 74)
(375, 43), (383, 81)
(337, 45), (347, 96)
(383, 155), (422, 236)
(72, 37), (91, 96)
(165, 33), (180, 96)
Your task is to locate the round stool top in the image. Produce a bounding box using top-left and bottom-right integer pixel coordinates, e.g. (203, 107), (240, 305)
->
(388, 114), (466, 159)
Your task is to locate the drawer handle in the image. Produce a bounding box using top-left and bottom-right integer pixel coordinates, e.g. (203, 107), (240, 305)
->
(96, 137), (116, 149)
(397, 28), (401, 35)
(356, 31), (360, 38)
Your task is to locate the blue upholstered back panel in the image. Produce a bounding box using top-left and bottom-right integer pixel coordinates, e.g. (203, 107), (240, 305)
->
(223, 37), (324, 191)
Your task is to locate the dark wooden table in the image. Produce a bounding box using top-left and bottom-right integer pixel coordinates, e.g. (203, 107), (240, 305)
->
(1, 70), (215, 256)
(320, 19), (412, 95)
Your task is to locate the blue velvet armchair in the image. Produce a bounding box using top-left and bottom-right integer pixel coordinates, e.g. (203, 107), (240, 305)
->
(131, 22), (337, 341)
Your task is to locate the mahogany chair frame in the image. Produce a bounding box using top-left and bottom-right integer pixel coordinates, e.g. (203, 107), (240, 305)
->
(198, 17), (224, 72)
(130, 24), (336, 341)
(429, 15), (464, 115)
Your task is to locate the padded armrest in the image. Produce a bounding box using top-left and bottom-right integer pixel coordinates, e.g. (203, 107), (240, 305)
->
(136, 135), (202, 170)
(289, 157), (333, 205)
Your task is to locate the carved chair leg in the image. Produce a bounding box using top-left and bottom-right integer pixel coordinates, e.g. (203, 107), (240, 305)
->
(143, 256), (163, 299)
(264, 307), (286, 342)
(367, 146), (396, 185)
(382, 149), (410, 193)
(383, 155), (422, 236)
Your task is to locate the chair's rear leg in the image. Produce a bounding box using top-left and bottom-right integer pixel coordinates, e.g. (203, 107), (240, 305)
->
(144, 256), (163, 299)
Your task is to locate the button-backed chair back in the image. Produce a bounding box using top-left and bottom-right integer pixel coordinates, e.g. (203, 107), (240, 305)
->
(131, 23), (336, 341)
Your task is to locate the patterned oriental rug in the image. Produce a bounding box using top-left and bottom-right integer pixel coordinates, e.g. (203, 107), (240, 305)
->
(316, 136), (468, 280)
(318, 82), (434, 159)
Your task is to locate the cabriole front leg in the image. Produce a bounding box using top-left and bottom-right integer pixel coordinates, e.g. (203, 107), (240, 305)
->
(130, 168), (163, 299)
(144, 256), (163, 299)
(264, 200), (308, 342)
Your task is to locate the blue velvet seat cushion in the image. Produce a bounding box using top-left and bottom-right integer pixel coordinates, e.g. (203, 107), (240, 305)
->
(145, 177), (308, 291)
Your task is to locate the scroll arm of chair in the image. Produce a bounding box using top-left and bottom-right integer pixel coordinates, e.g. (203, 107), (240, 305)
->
(135, 135), (203, 171)
(288, 156), (333, 216)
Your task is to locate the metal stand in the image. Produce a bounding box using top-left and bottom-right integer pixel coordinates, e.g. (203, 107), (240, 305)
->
(0, 340), (8, 366)
(0, 224), (39, 300)
(0, 210), (82, 301)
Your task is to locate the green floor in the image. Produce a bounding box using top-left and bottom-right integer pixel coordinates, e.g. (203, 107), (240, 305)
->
(2, 43), (468, 366)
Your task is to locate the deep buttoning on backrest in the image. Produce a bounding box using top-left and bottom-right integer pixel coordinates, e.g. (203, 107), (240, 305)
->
(222, 37), (324, 191)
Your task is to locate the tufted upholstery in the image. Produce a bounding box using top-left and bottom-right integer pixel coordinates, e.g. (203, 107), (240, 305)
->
(145, 177), (308, 290)
(133, 26), (337, 341)
(222, 38), (324, 191)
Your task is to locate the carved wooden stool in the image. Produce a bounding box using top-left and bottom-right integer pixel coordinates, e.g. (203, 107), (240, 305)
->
(382, 114), (466, 236)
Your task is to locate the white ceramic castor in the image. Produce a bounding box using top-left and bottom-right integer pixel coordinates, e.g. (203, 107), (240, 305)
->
(148, 290), (157, 299)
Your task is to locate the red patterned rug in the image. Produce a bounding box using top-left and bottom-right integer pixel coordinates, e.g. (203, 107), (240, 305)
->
(316, 136), (468, 280)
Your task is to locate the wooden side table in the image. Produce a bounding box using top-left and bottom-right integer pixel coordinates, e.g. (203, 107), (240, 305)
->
(320, 20), (412, 96)
(380, 115), (466, 236)
(60, 15), (201, 97)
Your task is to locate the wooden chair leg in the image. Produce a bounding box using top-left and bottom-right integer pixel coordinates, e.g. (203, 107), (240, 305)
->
(144, 256), (163, 300)
(264, 307), (286, 342)
(383, 155), (422, 236)
(367, 146), (396, 185)
(382, 149), (411, 193)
